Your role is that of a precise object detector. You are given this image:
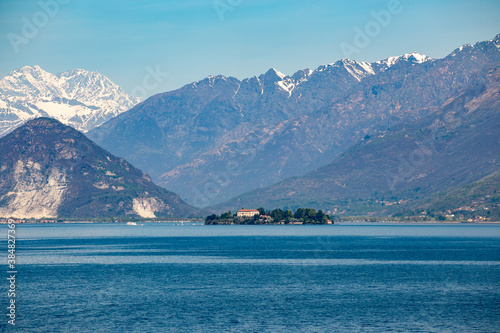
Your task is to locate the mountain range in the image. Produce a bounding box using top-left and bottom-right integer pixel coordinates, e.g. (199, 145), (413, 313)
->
(88, 34), (500, 208)
(1, 34), (498, 220)
(0, 66), (139, 137)
(211, 65), (500, 216)
(0, 118), (198, 219)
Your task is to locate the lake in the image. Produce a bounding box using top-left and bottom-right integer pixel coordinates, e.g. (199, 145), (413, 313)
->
(2, 223), (499, 332)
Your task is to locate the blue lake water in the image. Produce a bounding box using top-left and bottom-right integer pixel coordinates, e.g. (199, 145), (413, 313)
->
(1, 223), (500, 332)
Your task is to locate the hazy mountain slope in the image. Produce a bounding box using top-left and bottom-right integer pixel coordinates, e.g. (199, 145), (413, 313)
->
(210, 65), (500, 215)
(0, 66), (140, 136)
(400, 170), (500, 221)
(90, 34), (500, 208)
(0, 118), (199, 219)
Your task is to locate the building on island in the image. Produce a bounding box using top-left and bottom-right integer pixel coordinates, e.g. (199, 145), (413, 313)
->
(237, 209), (260, 218)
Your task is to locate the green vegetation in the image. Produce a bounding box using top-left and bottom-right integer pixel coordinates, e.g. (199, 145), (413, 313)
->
(205, 208), (333, 225)
(393, 171), (500, 222)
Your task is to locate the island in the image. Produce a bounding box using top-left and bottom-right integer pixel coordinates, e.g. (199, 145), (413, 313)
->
(205, 208), (334, 225)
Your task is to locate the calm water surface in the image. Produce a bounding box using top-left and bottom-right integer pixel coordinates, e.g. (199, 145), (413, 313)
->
(1, 223), (499, 332)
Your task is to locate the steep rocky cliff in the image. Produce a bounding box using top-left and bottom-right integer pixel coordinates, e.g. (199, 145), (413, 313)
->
(0, 118), (199, 219)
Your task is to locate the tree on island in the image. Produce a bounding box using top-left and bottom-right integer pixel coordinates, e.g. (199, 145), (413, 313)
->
(220, 211), (232, 219)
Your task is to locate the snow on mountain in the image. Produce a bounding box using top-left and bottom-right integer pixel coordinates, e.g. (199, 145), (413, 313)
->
(449, 33), (500, 57)
(377, 52), (432, 67)
(238, 52), (432, 97)
(335, 59), (376, 81)
(0, 66), (140, 137)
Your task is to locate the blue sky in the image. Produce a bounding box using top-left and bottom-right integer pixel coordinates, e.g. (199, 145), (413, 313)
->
(1, 0), (499, 97)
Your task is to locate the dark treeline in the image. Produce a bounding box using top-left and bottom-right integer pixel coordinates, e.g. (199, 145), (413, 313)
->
(205, 207), (333, 225)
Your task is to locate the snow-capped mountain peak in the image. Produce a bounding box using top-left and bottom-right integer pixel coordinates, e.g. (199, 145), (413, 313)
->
(378, 52), (431, 67)
(337, 59), (376, 81)
(449, 34), (500, 57)
(12, 65), (47, 76)
(261, 68), (287, 82)
(292, 68), (313, 80)
(0, 66), (140, 136)
(402, 52), (431, 63)
(1, 66), (63, 100)
(270, 68), (286, 80)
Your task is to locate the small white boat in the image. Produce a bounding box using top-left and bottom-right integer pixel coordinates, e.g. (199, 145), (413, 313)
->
(126, 222), (137, 226)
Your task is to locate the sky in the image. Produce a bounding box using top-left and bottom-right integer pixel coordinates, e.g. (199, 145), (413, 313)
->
(1, 0), (500, 98)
